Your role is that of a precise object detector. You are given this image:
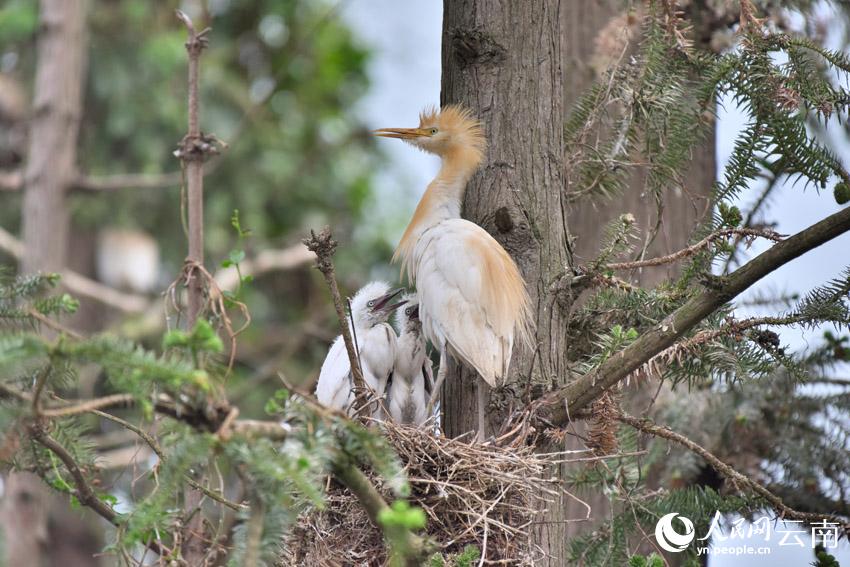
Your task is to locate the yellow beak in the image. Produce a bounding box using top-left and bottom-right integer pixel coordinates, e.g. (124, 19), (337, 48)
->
(373, 127), (430, 139)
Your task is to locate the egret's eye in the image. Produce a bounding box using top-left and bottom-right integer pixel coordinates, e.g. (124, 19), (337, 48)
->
(367, 300), (375, 307)
(405, 307), (413, 315)
(429, 128), (438, 135)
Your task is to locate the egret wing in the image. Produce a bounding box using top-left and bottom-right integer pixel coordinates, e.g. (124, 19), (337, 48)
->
(415, 220), (529, 385)
(315, 335), (353, 410)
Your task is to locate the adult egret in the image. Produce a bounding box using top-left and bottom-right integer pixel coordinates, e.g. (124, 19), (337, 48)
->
(315, 281), (406, 419)
(375, 106), (532, 440)
(387, 296), (434, 427)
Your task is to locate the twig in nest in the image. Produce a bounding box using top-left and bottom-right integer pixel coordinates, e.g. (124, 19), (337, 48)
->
(303, 227), (370, 420)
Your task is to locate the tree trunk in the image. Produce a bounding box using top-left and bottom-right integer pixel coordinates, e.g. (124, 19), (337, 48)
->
(441, 0), (716, 563)
(3, 2), (94, 566)
(440, 0), (573, 561)
(20, 0), (87, 274)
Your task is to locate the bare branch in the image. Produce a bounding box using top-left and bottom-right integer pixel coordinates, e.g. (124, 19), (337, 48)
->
(0, 225), (151, 313)
(91, 409), (248, 512)
(29, 425), (120, 523)
(75, 170), (182, 191)
(41, 393), (136, 418)
(303, 227), (370, 420)
(618, 413), (850, 533)
(547, 203), (850, 421)
(29, 424), (174, 558)
(604, 227), (783, 271)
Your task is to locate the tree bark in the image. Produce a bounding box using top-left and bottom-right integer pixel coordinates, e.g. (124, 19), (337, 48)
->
(441, 0), (715, 563)
(440, 0), (572, 561)
(20, 0), (87, 274)
(4, 2), (95, 566)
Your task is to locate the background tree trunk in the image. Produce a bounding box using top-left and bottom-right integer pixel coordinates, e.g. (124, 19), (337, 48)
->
(2, 2), (99, 565)
(441, 0), (716, 563)
(20, 0), (87, 274)
(560, 1), (716, 553)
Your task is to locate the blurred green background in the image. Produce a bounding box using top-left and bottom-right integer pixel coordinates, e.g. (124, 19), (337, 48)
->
(0, 0), (405, 414)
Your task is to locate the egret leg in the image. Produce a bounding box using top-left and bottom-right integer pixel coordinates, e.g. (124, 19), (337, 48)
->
(426, 349), (448, 416)
(475, 375), (489, 443)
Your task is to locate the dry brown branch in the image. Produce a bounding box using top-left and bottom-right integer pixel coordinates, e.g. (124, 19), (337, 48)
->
(28, 423), (174, 559)
(26, 308), (83, 340)
(303, 227), (370, 419)
(604, 227), (783, 271)
(172, 12), (218, 561)
(30, 366), (51, 417)
(41, 393), (136, 418)
(618, 413), (850, 534)
(29, 424), (120, 523)
(165, 259), (250, 371)
(91, 409), (247, 512)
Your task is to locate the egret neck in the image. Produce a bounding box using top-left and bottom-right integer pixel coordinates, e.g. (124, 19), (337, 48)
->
(393, 145), (483, 278)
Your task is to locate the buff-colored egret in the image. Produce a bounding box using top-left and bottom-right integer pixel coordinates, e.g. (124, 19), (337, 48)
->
(387, 296), (434, 427)
(315, 282), (406, 419)
(375, 106), (532, 440)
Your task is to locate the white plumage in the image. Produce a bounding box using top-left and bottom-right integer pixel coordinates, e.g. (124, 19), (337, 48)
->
(376, 106), (533, 439)
(314, 282), (405, 419)
(387, 296), (434, 427)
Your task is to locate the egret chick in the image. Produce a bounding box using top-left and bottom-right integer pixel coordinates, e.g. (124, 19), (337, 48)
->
(315, 282), (405, 419)
(387, 296), (434, 427)
(375, 106), (533, 441)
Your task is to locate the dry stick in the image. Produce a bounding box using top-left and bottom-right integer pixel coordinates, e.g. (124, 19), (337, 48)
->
(618, 413), (850, 532)
(303, 227), (370, 420)
(604, 227), (783, 271)
(176, 9), (210, 327)
(548, 202), (850, 422)
(30, 365), (51, 415)
(175, 10), (214, 564)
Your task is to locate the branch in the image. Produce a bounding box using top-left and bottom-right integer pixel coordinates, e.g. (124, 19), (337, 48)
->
(175, 9), (212, 327)
(0, 225), (151, 313)
(604, 227), (783, 271)
(214, 244), (315, 291)
(75, 171), (182, 191)
(91, 409), (248, 512)
(617, 413), (850, 532)
(303, 227), (370, 419)
(29, 424), (174, 558)
(0, 170), (182, 192)
(29, 425), (120, 523)
(548, 203), (850, 420)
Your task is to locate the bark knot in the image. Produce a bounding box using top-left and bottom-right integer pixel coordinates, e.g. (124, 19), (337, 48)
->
(449, 28), (507, 67)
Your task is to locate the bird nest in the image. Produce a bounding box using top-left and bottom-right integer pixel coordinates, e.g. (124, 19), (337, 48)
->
(280, 422), (566, 566)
